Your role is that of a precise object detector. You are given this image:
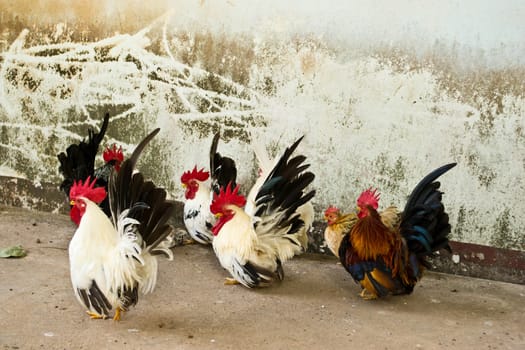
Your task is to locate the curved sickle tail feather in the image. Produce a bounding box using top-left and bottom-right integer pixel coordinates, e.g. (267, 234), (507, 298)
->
(252, 135), (316, 260)
(108, 128), (176, 254)
(209, 131), (237, 194)
(255, 136), (316, 223)
(400, 162), (456, 266)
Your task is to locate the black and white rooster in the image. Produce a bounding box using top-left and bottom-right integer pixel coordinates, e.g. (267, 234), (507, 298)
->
(180, 132), (237, 244)
(210, 136), (316, 287)
(68, 128), (175, 320)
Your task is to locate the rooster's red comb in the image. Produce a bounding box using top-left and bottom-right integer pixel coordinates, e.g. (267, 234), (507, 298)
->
(103, 144), (124, 164)
(324, 205), (340, 217)
(69, 176), (107, 204)
(181, 166), (209, 184)
(356, 187), (380, 210)
(210, 183), (246, 214)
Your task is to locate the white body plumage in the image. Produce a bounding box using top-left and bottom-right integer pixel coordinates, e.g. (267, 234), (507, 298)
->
(183, 180), (214, 244)
(212, 205), (302, 288)
(68, 199), (158, 316)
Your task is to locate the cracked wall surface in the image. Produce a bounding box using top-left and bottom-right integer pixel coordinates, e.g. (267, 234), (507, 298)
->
(1, 0), (524, 252)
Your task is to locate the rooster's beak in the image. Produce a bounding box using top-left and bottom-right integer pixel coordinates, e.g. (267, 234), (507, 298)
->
(215, 213), (223, 218)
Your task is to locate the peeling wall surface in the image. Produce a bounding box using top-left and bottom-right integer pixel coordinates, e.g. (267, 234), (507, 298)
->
(1, 0), (524, 252)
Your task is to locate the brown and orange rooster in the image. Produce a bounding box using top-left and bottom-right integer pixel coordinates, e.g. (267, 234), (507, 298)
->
(324, 163), (456, 299)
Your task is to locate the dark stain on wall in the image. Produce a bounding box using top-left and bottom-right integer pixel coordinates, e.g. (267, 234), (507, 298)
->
(0, 176), (66, 214)
(453, 205), (467, 241)
(373, 153), (407, 193)
(463, 151), (498, 189)
(169, 30), (255, 87)
(138, 136), (177, 195)
(178, 114), (267, 144)
(476, 166), (497, 188)
(490, 208), (525, 251)
(450, 205), (493, 244)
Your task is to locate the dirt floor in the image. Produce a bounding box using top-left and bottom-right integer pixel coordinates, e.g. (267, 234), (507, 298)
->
(1, 205), (524, 350)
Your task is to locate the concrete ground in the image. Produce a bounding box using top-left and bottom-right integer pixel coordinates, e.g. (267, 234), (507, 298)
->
(0, 205), (524, 350)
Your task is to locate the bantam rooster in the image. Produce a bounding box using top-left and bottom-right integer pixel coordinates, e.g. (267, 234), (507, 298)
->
(210, 136), (316, 288)
(57, 113), (124, 225)
(68, 128), (175, 321)
(180, 132), (237, 244)
(324, 163), (456, 299)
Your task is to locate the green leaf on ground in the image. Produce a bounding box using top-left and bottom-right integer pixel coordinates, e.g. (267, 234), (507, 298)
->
(0, 245), (27, 258)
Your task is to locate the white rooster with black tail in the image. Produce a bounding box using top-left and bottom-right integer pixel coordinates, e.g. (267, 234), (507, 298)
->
(68, 128), (175, 321)
(210, 136), (316, 288)
(180, 132), (237, 244)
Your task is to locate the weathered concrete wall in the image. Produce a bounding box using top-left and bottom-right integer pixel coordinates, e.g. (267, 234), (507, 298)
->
(1, 1), (524, 257)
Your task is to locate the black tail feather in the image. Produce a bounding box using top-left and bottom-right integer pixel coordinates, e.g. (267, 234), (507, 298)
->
(254, 136), (315, 234)
(210, 132), (237, 194)
(108, 128), (175, 249)
(57, 113), (110, 197)
(264, 136), (304, 183)
(400, 163), (456, 258)
(403, 163), (456, 213)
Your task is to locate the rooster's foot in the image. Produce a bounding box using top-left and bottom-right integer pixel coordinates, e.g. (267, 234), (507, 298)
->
(86, 311), (107, 320)
(113, 307), (123, 321)
(359, 289), (378, 300)
(182, 239), (196, 245)
(224, 277), (240, 285)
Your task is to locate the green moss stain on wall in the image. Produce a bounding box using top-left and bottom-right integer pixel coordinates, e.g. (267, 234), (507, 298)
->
(178, 114), (267, 144)
(490, 208), (525, 251)
(373, 153), (407, 193)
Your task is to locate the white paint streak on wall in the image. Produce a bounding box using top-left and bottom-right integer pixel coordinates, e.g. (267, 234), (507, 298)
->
(0, 0), (524, 250)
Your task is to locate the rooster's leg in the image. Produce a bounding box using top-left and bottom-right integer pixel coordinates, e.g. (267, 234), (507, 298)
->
(113, 307), (123, 321)
(86, 311), (107, 320)
(224, 277), (240, 285)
